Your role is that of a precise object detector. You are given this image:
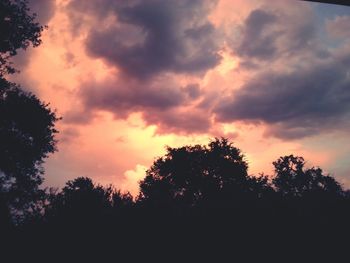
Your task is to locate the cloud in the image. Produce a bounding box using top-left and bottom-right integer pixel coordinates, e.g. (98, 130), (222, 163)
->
(236, 9), (279, 60)
(61, 0), (224, 135)
(80, 76), (188, 116)
(67, 74), (211, 134)
(62, 51), (78, 68)
(326, 15), (350, 40)
(121, 164), (147, 196)
(67, 0), (222, 79)
(63, 108), (96, 125)
(232, 3), (322, 69)
(59, 127), (80, 144)
(215, 46), (350, 139)
(143, 107), (212, 134)
(62, 0), (350, 141)
(183, 84), (202, 99)
(212, 2), (350, 140)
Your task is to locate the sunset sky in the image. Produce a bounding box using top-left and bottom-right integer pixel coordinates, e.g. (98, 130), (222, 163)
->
(10, 0), (350, 195)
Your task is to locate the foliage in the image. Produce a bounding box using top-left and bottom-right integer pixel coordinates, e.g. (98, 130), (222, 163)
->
(46, 177), (133, 222)
(138, 138), (272, 209)
(0, 0), (45, 76)
(0, 78), (60, 220)
(272, 155), (343, 197)
(3, 139), (350, 261)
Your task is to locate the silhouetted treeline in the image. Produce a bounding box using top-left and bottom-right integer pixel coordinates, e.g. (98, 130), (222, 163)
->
(2, 138), (350, 260)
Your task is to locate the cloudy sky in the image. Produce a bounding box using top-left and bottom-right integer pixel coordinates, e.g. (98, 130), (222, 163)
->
(11, 0), (350, 195)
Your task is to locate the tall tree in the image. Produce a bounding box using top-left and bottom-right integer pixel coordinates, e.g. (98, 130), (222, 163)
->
(0, 0), (44, 76)
(0, 0), (57, 224)
(0, 78), (60, 221)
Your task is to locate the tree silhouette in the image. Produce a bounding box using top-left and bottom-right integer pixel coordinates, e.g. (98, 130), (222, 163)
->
(46, 177), (134, 224)
(0, 1), (57, 224)
(272, 155), (343, 197)
(269, 155), (347, 252)
(0, 0), (44, 76)
(47, 177), (112, 220)
(112, 190), (133, 209)
(138, 138), (272, 211)
(0, 78), (60, 222)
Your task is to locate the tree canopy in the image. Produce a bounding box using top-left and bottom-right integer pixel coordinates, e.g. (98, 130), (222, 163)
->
(0, 0), (44, 76)
(273, 155), (343, 197)
(138, 138), (272, 209)
(46, 177), (133, 225)
(0, 77), (60, 220)
(0, 0), (58, 224)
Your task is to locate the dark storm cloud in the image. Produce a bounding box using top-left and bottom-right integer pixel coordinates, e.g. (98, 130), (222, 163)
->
(63, 0), (219, 134)
(67, 0), (222, 79)
(64, 75), (211, 134)
(211, 5), (350, 140)
(183, 84), (202, 99)
(65, 1), (350, 139)
(81, 80), (186, 116)
(215, 48), (350, 139)
(236, 9), (278, 60)
(65, 78), (211, 135)
(234, 7), (318, 67)
(143, 107), (211, 134)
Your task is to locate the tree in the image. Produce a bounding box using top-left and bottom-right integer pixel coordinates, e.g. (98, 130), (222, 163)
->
(46, 177), (112, 222)
(0, 0), (44, 76)
(138, 138), (271, 210)
(47, 177), (134, 222)
(0, 1), (55, 224)
(112, 190), (133, 209)
(272, 155), (343, 197)
(0, 78), (60, 221)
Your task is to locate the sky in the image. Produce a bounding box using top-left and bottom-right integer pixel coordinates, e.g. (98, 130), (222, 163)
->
(10, 0), (350, 195)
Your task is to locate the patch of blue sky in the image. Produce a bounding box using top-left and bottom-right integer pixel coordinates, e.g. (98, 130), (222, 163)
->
(310, 2), (350, 48)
